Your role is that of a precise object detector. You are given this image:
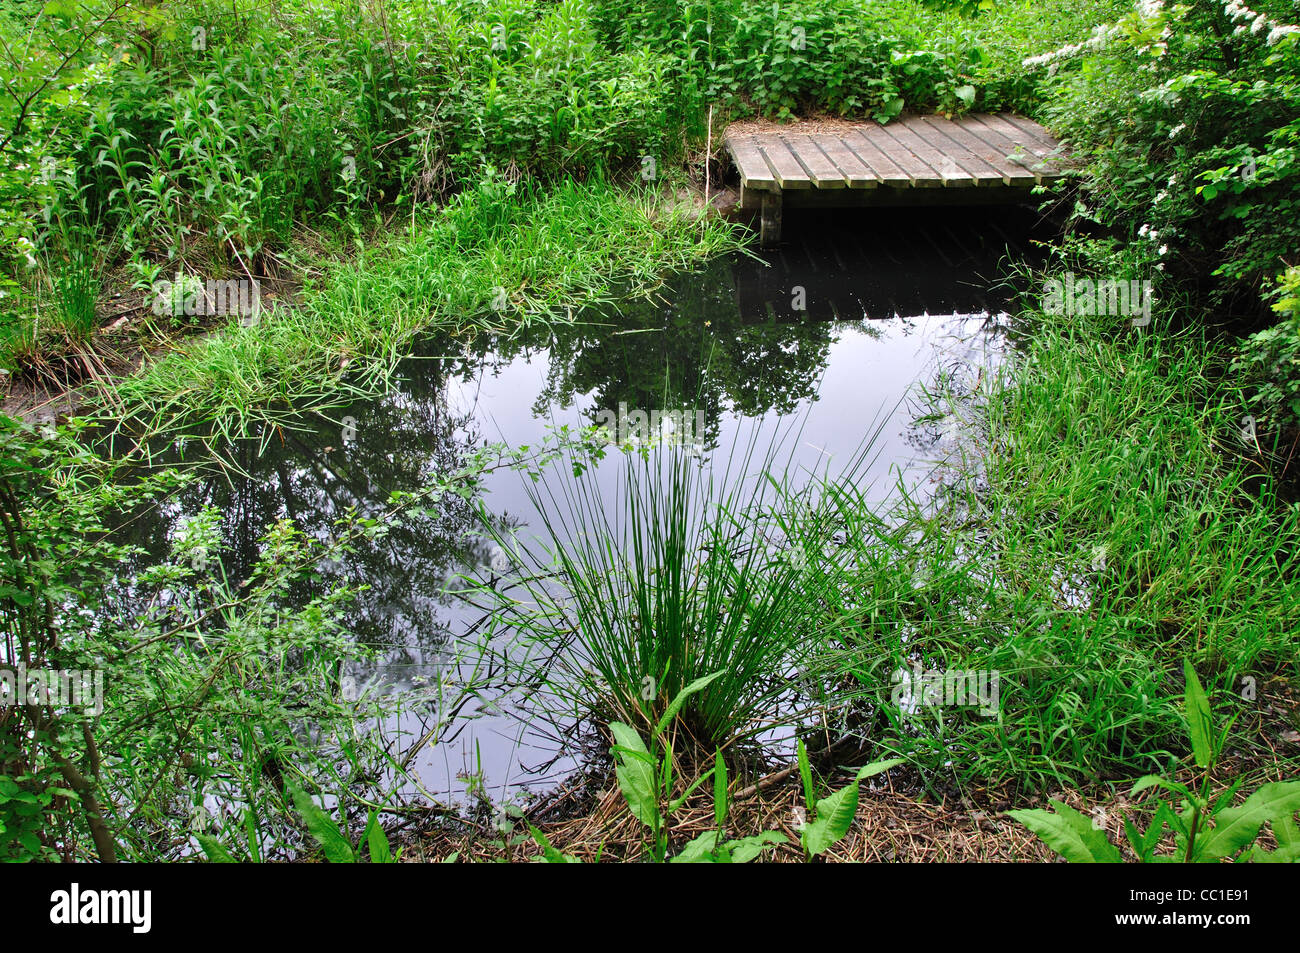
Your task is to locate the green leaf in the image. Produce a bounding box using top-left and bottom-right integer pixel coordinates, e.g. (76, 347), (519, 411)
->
(196, 833), (238, 863)
(529, 826), (581, 863)
(669, 830), (721, 863)
(1193, 782), (1300, 861)
(802, 781), (860, 856)
(288, 784), (355, 863)
(652, 671), (724, 738)
(855, 757), (905, 781)
(610, 722), (658, 827)
(797, 738), (815, 811)
(713, 750), (728, 830)
(1183, 660), (1214, 769)
(366, 817), (393, 863)
(727, 831), (787, 863)
(1009, 802), (1122, 862)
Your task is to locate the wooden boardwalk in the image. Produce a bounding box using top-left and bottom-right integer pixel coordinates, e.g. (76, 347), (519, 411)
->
(724, 115), (1068, 244)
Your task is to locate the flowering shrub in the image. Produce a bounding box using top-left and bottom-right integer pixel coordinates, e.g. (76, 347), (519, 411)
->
(1027, 0), (1300, 430)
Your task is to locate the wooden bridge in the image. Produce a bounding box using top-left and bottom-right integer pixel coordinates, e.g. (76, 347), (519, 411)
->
(724, 114), (1069, 244)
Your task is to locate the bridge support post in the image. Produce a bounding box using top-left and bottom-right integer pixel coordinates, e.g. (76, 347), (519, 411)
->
(760, 190), (782, 246)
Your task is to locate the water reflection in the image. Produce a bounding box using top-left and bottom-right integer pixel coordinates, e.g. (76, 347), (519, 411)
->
(108, 204), (1046, 800)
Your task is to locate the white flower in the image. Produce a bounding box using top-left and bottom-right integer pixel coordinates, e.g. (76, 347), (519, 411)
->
(1267, 25), (1299, 45)
(1168, 123), (1186, 138)
(1252, 14), (1268, 33)
(1139, 223), (1151, 236)
(1158, 245), (1168, 255)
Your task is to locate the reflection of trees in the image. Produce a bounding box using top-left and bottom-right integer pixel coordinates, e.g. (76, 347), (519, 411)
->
(481, 255), (835, 449)
(109, 355), (511, 664)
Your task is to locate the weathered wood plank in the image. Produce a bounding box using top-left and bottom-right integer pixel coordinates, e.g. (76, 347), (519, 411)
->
(998, 114), (1060, 150)
(813, 135), (877, 188)
(722, 114), (1067, 220)
(724, 134), (778, 191)
(887, 118), (978, 186)
(960, 116), (1051, 183)
(968, 114), (1064, 174)
(759, 138), (813, 190)
(783, 134), (848, 188)
(848, 126), (942, 188)
(914, 116), (1027, 186)
(837, 132), (911, 187)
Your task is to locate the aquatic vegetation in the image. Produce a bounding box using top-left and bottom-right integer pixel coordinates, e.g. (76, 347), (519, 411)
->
(479, 415), (888, 745)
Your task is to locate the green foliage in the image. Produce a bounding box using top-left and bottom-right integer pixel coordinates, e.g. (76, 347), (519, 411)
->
(0, 413), (466, 861)
(285, 784), (400, 864)
(482, 424), (868, 745)
(608, 677), (788, 863)
(816, 302), (1300, 789)
(1233, 266), (1300, 434)
(112, 177), (744, 441)
(1039, 0), (1300, 417)
(795, 739), (903, 858)
(1014, 660), (1300, 862)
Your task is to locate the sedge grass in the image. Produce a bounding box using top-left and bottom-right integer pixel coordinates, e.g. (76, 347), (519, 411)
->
(478, 407), (892, 748)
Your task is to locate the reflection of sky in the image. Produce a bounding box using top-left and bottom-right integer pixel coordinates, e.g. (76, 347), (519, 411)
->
(415, 311), (1007, 804)
(460, 311), (1003, 545)
(111, 204), (1042, 807)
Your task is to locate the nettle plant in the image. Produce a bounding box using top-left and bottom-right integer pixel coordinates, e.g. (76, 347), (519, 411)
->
(1013, 661), (1300, 862)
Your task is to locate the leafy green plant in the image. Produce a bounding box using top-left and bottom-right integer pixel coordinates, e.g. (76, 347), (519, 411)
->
(1012, 661), (1300, 862)
(669, 750), (788, 863)
(482, 416), (880, 746)
(795, 738), (903, 859)
(199, 784), (399, 863)
(609, 672), (725, 862)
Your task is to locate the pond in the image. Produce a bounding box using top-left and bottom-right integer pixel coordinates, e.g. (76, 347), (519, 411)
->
(109, 204), (1049, 811)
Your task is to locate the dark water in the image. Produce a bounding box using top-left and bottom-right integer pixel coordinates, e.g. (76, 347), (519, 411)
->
(109, 205), (1048, 806)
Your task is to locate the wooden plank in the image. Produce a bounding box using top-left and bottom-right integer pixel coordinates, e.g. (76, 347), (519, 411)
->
(724, 134), (777, 191)
(891, 117), (979, 186)
(783, 134), (847, 189)
(904, 117), (1003, 185)
(968, 114), (1063, 174)
(845, 127), (938, 188)
(960, 115), (1050, 183)
(998, 114), (1059, 150)
(837, 132), (910, 187)
(806, 134), (876, 188)
(863, 118), (967, 185)
(916, 116), (1031, 186)
(759, 138), (813, 189)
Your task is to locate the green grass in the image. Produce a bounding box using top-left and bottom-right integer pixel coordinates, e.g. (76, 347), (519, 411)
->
(809, 313), (1300, 790)
(478, 412), (890, 746)
(110, 177), (746, 445)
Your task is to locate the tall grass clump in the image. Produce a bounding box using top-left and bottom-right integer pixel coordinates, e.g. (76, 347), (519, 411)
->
(481, 417), (887, 746)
